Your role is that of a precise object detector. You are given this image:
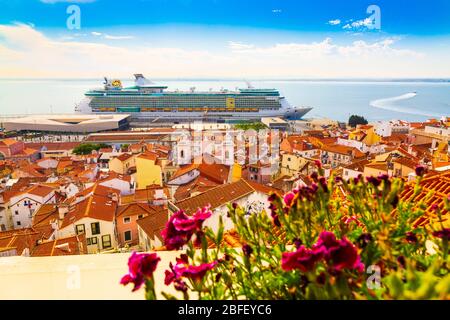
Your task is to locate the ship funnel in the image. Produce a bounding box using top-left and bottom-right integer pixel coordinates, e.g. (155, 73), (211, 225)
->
(134, 74), (154, 87)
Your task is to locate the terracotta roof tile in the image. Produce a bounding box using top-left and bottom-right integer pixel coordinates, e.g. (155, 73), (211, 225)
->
(174, 179), (256, 214)
(136, 209), (169, 241)
(31, 234), (87, 257)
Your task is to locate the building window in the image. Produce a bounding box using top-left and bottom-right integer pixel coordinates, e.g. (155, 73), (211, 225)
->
(137, 214), (144, 219)
(87, 237), (98, 245)
(91, 222), (100, 235)
(123, 217), (131, 224)
(102, 235), (112, 248)
(15, 211), (19, 215)
(17, 221), (21, 226)
(124, 230), (132, 242)
(75, 224), (85, 235)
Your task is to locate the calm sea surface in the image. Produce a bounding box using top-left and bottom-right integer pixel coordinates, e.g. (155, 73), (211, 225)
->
(0, 79), (448, 122)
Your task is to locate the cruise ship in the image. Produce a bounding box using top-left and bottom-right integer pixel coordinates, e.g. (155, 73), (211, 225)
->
(75, 74), (312, 123)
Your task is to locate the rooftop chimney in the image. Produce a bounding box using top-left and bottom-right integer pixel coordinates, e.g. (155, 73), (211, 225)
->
(58, 204), (69, 220)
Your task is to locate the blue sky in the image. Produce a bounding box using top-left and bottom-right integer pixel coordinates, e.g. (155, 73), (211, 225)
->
(0, 0), (449, 78)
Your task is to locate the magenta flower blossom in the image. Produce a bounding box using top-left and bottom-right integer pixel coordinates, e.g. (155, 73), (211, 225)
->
(310, 171), (319, 181)
(314, 160), (322, 169)
(162, 206), (212, 250)
(415, 165), (426, 177)
(318, 177), (328, 193)
(313, 231), (364, 273)
(281, 245), (324, 272)
(433, 228), (450, 240)
(405, 231), (418, 243)
(120, 252), (160, 292)
(283, 192), (296, 207)
(366, 176), (381, 187)
(242, 244), (253, 257)
(325, 237), (365, 272)
(314, 231), (340, 249)
(173, 261), (218, 283)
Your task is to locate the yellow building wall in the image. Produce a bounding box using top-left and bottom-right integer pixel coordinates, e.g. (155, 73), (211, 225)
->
(363, 127), (382, 146)
(230, 163), (242, 182)
(393, 163), (415, 178)
(109, 156), (135, 175)
(363, 166), (388, 178)
(281, 153), (308, 176)
(135, 157), (162, 188)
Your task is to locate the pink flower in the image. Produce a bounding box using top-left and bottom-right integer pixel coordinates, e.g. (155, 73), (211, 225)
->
(415, 165), (426, 177)
(315, 231), (364, 273)
(314, 231), (340, 250)
(283, 192), (296, 207)
(281, 245), (324, 272)
(173, 261), (218, 283)
(120, 252), (160, 292)
(314, 160), (322, 169)
(433, 228), (450, 240)
(326, 237), (364, 272)
(162, 207), (212, 250)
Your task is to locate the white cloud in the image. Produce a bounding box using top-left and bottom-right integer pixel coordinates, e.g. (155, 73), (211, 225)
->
(343, 17), (374, 30)
(40, 0), (96, 3)
(104, 34), (134, 40)
(90, 31), (134, 40)
(0, 24), (442, 78)
(228, 41), (255, 50)
(328, 19), (341, 25)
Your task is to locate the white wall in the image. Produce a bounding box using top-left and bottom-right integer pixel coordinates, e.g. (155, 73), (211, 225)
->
(8, 191), (55, 229)
(168, 169), (200, 185)
(58, 217), (117, 254)
(203, 191), (271, 233)
(99, 179), (133, 195)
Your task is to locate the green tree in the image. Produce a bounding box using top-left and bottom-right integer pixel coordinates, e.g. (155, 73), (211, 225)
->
(348, 115), (368, 127)
(72, 143), (109, 155)
(234, 122), (267, 130)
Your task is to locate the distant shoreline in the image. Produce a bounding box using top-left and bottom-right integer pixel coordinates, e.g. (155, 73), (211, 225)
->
(0, 78), (449, 83)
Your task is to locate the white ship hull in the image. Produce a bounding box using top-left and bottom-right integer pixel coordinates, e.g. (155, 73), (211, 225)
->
(75, 98), (312, 122)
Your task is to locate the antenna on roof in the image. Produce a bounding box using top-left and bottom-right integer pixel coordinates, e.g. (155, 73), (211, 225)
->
(245, 80), (254, 89)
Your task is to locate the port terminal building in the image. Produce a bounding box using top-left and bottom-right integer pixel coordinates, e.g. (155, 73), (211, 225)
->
(1, 114), (130, 133)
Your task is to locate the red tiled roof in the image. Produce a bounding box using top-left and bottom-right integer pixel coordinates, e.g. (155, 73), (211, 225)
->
(61, 194), (117, 228)
(173, 176), (219, 201)
(244, 179), (283, 196)
(364, 162), (389, 171)
(174, 179), (256, 214)
(115, 153), (133, 162)
(32, 203), (59, 227)
(169, 163), (200, 181)
(392, 157), (419, 169)
(137, 152), (158, 161)
(116, 203), (160, 217)
(136, 209), (169, 241)
(25, 142), (81, 151)
(321, 144), (366, 158)
(400, 171), (450, 229)
(31, 234), (87, 257)
(343, 159), (371, 172)
(0, 227), (51, 255)
(0, 138), (20, 146)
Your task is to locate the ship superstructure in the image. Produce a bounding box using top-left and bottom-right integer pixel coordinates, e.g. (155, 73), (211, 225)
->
(75, 74), (312, 122)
